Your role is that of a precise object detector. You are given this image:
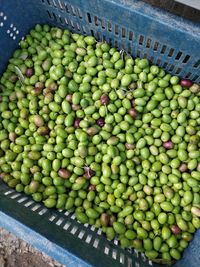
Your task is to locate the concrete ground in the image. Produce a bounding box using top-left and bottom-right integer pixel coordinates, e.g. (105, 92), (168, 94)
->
(0, 228), (64, 267)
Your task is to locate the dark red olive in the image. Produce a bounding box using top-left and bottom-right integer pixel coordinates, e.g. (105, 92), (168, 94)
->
(180, 79), (193, 88)
(84, 167), (95, 179)
(74, 118), (81, 128)
(170, 225), (181, 235)
(26, 68), (33, 77)
(179, 163), (188, 172)
(97, 118), (105, 127)
(66, 94), (72, 102)
(72, 104), (80, 111)
(58, 168), (71, 179)
(88, 184), (96, 191)
(163, 140), (173, 149)
(100, 94), (109, 105)
(128, 108), (137, 118)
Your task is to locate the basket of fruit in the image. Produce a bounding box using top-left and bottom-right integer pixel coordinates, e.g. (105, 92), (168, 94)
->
(0, 0), (200, 267)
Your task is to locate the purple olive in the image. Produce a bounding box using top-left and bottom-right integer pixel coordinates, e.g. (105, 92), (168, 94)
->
(163, 140), (173, 149)
(26, 68), (33, 77)
(100, 94), (109, 105)
(58, 168), (71, 179)
(66, 94), (72, 102)
(84, 167), (95, 179)
(72, 104), (80, 111)
(74, 118), (81, 128)
(179, 163), (188, 172)
(88, 184), (96, 191)
(170, 225), (181, 235)
(97, 118), (105, 127)
(128, 108), (137, 118)
(180, 79), (193, 88)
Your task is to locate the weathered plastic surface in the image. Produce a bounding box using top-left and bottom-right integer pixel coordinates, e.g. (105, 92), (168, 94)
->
(0, 0), (200, 266)
(0, 181), (155, 267)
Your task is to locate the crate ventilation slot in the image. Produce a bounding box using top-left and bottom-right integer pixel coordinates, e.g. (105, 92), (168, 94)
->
(31, 204), (41, 212)
(17, 197), (28, 203)
(63, 222), (71, 231)
(78, 230), (85, 239)
(10, 193), (21, 199)
(46, 10), (84, 33)
(42, 0), (82, 19)
(56, 218), (64, 226)
(24, 200), (34, 207)
(112, 249), (117, 260)
(120, 253), (125, 264)
(104, 246), (109, 255)
(2, 184), (158, 265)
(70, 226), (78, 235)
(4, 189), (14, 195)
(38, 208), (47, 215)
(93, 238), (99, 248)
(85, 234), (92, 244)
(49, 215), (57, 222)
(90, 225), (95, 231)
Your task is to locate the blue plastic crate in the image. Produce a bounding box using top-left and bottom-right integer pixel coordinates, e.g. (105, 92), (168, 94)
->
(0, 1), (200, 267)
